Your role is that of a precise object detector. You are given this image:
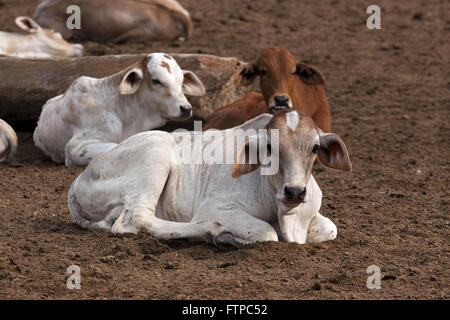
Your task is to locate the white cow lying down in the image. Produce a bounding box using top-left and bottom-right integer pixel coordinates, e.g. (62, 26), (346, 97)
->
(33, 53), (205, 166)
(0, 16), (83, 58)
(0, 119), (18, 163)
(68, 110), (352, 249)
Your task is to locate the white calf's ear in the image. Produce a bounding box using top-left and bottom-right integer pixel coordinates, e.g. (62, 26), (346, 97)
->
(232, 135), (261, 178)
(119, 67), (144, 95)
(317, 133), (352, 172)
(182, 70), (206, 96)
(15, 16), (41, 33)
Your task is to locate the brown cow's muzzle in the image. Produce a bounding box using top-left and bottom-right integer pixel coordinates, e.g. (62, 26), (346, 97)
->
(270, 95), (292, 112)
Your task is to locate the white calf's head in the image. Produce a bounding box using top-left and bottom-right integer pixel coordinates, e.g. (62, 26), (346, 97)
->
(15, 17), (84, 57)
(233, 110), (352, 211)
(118, 53), (206, 120)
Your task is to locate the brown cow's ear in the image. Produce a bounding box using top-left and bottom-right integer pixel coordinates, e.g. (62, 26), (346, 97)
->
(295, 63), (325, 86)
(118, 67), (144, 95)
(235, 63), (258, 86)
(317, 133), (352, 172)
(15, 16), (41, 33)
(232, 135), (261, 177)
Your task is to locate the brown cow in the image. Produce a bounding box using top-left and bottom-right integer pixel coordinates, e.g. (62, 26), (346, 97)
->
(35, 0), (193, 43)
(203, 47), (331, 132)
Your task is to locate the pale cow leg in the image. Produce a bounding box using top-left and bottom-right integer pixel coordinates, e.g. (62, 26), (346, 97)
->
(132, 209), (232, 246)
(192, 210), (279, 244)
(306, 213), (337, 243)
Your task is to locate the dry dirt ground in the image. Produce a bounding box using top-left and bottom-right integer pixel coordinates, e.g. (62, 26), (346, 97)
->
(0, 0), (449, 299)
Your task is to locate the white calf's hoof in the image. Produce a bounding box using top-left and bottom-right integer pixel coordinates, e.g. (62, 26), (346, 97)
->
(111, 217), (138, 234)
(307, 215), (338, 243)
(214, 232), (239, 251)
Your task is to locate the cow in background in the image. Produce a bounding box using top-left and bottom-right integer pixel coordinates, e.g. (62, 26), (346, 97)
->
(35, 0), (193, 43)
(0, 16), (83, 58)
(203, 47), (331, 133)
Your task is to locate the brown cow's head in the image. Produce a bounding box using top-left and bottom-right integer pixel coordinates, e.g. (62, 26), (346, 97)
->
(235, 47), (325, 112)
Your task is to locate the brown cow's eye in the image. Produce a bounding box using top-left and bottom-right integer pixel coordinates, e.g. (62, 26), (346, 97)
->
(312, 144), (320, 154)
(259, 69), (266, 76)
(152, 79), (161, 85)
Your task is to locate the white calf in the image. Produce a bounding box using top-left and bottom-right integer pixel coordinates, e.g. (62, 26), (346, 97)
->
(33, 53), (205, 166)
(68, 111), (352, 249)
(0, 17), (83, 59)
(0, 119), (18, 163)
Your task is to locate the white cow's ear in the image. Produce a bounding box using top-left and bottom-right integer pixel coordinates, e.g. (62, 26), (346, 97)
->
(15, 17), (41, 33)
(232, 135), (261, 178)
(182, 71), (205, 96)
(317, 133), (352, 172)
(119, 67), (144, 95)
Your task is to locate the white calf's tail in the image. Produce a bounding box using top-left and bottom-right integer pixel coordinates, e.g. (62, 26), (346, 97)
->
(0, 119), (18, 163)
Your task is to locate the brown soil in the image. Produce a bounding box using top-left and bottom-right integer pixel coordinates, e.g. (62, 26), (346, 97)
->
(0, 0), (449, 299)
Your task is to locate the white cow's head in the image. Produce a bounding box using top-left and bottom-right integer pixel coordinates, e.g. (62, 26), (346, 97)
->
(233, 110), (352, 212)
(15, 16), (84, 57)
(118, 53), (206, 120)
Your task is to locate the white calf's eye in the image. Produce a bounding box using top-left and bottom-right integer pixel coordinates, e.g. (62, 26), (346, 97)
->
(312, 144), (320, 153)
(152, 79), (161, 85)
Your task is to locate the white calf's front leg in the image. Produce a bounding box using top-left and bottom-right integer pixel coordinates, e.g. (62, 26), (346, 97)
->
(65, 137), (118, 166)
(129, 206), (235, 249)
(306, 213), (337, 243)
